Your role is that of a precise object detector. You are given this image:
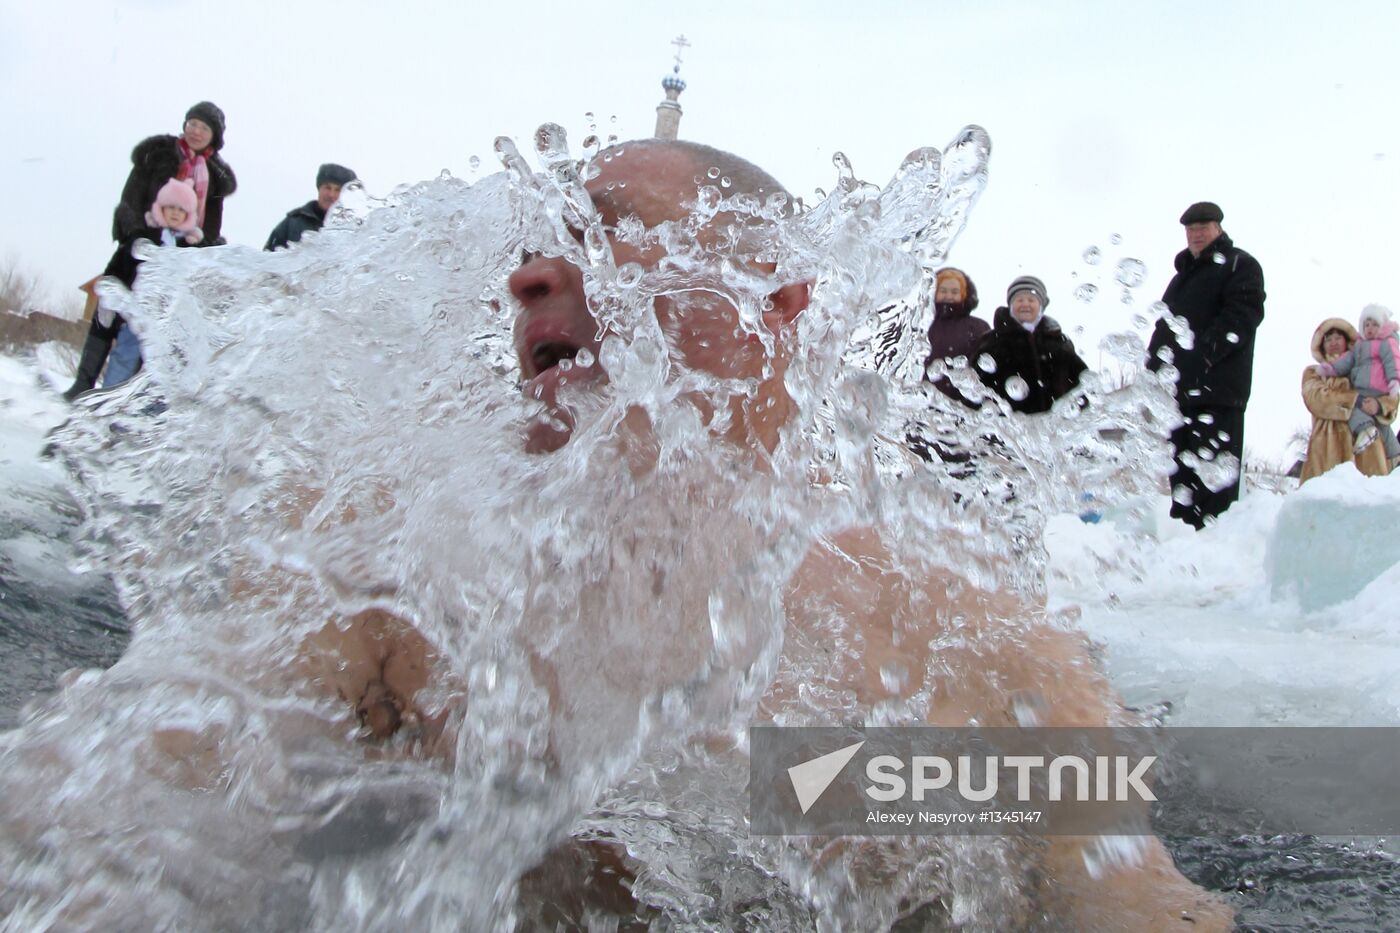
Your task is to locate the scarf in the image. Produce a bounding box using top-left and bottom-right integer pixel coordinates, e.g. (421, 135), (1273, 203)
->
(176, 138), (211, 228)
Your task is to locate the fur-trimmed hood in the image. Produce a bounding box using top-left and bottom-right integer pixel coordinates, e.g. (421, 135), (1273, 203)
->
(1311, 317), (1358, 364)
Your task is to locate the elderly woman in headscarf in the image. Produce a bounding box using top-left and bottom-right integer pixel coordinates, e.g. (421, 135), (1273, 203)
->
(1300, 317), (1396, 483)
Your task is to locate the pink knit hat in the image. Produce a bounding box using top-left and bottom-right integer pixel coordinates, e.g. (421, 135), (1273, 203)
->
(146, 178), (200, 232)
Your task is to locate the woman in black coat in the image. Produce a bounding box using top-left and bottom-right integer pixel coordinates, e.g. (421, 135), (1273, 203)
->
(65, 101), (236, 400)
(973, 276), (1087, 414)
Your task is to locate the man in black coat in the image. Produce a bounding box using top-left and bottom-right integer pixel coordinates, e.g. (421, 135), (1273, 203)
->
(264, 163), (357, 251)
(1146, 201), (1266, 529)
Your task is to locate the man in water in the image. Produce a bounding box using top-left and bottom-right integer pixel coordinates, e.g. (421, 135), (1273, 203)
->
(1147, 201), (1266, 529)
(315, 140), (1232, 929)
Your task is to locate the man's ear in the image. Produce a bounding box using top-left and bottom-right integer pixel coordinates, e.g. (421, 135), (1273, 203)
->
(766, 280), (810, 328)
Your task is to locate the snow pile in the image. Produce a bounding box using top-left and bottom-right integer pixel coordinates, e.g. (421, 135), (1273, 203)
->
(1048, 471), (1400, 727)
(1266, 465), (1400, 612)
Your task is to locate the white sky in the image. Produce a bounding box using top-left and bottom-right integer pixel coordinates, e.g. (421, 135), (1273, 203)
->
(3, 0), (1398, 461)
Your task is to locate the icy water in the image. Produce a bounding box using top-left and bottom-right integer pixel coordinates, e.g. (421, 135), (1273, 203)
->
(2, 125), (1398, 930)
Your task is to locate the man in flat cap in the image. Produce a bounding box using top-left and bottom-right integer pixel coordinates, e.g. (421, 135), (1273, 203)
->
(264, 163), (357, 251)
(1147, 201), (1266, 529)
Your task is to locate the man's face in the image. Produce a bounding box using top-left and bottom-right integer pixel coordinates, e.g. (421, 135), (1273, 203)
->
(934, 277), (963, 305)
(1184, 222), (1221, 258)
(1009, 291), (1041, 323)
(183, 118), (213, 153)
(1363, 319), (1381, 340)
(507, 146), (788, 454)
(317, 183), (343, 212)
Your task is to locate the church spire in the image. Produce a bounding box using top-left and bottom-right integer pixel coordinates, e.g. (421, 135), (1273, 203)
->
(653, 35), (690, 140)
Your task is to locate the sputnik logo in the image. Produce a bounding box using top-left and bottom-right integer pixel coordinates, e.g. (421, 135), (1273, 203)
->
(787, 741), (865, 814)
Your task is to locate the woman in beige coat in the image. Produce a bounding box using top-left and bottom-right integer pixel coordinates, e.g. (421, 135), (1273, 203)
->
(1300, 317), (1397, 483)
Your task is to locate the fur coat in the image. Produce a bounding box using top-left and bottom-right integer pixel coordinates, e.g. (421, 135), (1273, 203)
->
(1300, 317), (1395, 483)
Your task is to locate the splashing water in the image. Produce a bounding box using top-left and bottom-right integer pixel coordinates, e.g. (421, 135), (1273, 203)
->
(2, 124), (1181, 930)
(1115, 258), (1148, 288)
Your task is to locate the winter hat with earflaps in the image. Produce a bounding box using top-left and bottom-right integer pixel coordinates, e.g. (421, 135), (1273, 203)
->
(146, 178), (201, 233)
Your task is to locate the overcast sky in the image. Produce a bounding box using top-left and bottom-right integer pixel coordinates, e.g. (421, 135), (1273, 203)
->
(3, 0), (1398, 461)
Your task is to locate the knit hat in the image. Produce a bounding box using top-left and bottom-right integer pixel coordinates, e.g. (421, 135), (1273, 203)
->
(184, 101), (226, 151)
(1179, 201), (1223, 225)
(316, 163), (357, 188)
(1360, 304), (1393, 329)
(1006, 275), (1049, 309)
(146, 178), (200, 233)
(934, 267), (980, 312)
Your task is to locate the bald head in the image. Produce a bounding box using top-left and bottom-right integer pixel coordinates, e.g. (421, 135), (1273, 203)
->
(584, 139), (791, 227)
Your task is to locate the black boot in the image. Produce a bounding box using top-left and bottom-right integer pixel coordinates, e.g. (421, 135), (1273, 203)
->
(63, 317), (119, 401)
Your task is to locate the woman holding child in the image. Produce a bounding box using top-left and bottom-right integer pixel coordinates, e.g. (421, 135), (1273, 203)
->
(1300, 315), (1396, 483)
(65, 101), (236, 399)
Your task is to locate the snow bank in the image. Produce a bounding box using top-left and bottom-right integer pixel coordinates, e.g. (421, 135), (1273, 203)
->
(1266, 465), (1400, 612)
(1049, 479), (1400, 727)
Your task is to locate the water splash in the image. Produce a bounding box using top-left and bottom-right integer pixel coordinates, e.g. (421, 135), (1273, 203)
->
(1115, 257), (1148, 288)
(3, 123), (1181, 930)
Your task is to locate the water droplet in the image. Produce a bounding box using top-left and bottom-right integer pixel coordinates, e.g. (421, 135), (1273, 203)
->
(720, 176), (732, 189)
(1004, 375), (1030, 401)
(1149, 300), (1169, 318)
(1120, 288), (1134, 305)
(1131, 313), (1150, 329)
(1115, 258), (1148, 288)
(1198, 413), (1215, 425)
(1225, 331), (1240, 344)
(467, 155), (481, 171)
(1172, 486), (1195, 506)
(697, 186), (722, 213)
(533, 123), (569, 160)
(1082, 246), (1102, 265)
(977, 353), (997, 373)
(1109, 233), (1123, 245)
(582, 135), (599, 150)
(574, 347), (595, 368)
(707, 167), (721, 179)
(557, 358), (574, 373)
(1074, 283), (1098, 302)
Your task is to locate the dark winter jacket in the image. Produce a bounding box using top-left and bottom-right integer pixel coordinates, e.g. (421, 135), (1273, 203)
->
(264, 200), (327, 251)
(925, 288), (991, 368)
(103, 226), (196, 288)
(973, 307), (1088, 414)
(1146, 233), (1265, 409)
(113, 134), (236, 246)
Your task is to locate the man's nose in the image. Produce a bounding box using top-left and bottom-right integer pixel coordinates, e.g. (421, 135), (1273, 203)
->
(508, 254), (577, 306)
